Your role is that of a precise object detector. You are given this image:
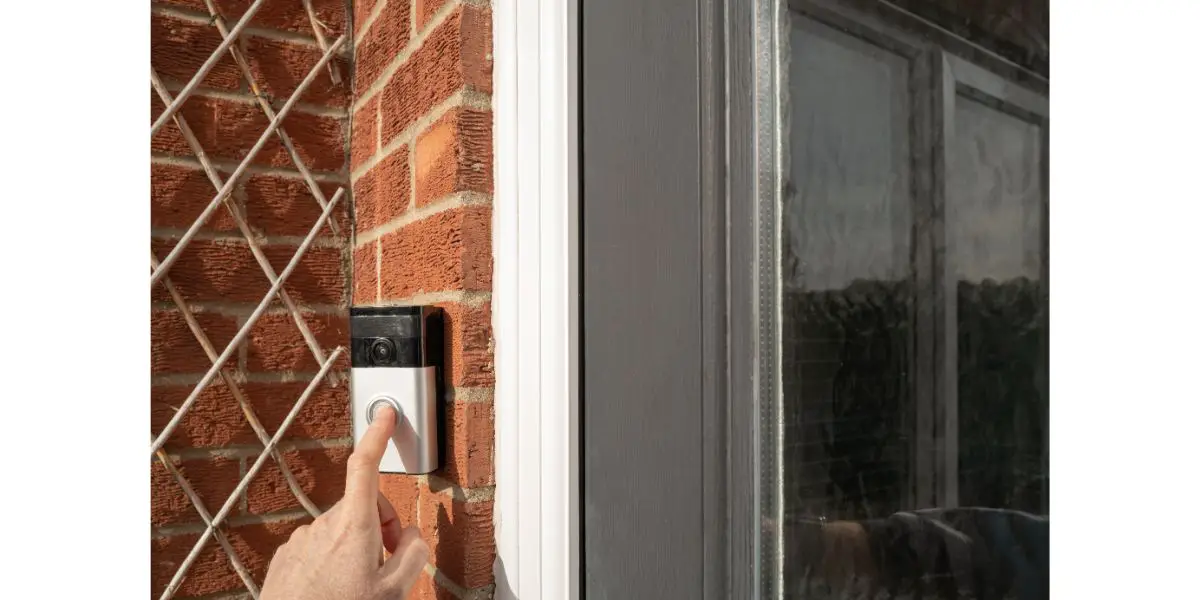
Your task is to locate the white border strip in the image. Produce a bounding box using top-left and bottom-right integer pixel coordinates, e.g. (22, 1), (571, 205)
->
(492, 0), (580, 596)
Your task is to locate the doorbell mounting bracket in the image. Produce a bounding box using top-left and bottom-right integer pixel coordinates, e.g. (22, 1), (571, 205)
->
(350, 305), (445, 474)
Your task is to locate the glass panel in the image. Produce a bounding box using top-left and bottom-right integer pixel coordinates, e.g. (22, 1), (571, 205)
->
(949, 98), (1047, 513)
(781, 3), (915, 563)
(773, 6), (1048, 600)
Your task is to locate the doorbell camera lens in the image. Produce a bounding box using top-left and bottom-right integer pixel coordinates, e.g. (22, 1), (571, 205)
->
(369, 338), (396, 365)
(350, 305), (443, 370)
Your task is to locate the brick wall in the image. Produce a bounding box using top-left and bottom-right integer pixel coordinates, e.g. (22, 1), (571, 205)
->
(350, 0), (496, 598)
(151, 0), (495, 597)
(150, 0), (355, 597)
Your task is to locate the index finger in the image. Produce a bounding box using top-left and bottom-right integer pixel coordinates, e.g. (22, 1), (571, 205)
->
(345, 404), (397, 503)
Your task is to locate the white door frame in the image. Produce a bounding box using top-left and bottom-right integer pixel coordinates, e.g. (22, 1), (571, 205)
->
(491, 0), (580, 598)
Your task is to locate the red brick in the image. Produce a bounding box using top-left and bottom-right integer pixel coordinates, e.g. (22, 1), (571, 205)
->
(243, 36), (351, 107)
(246, 446), (349, 514)
(245, 312), (350, 372)
(437, 302), (494, 387)
(150, 240), (346, 306)
(379, 206), (492, 298)
(152, 518), (308, 599)
(151, 93), (346, 173)
(459, 5), (492, 94)
(151, 164), (240, 233)
(151, 167), (348, 235)
(418, 484), (495, 589)
(351, 98), (379, 172)
(442, 402), (494, 488)
(379, 5), (493, 145)
(151, 384), (245, 450)
(353, 243), (378, 304)
(152, 532), (242, 598)
(240, 174), (350, 236)
(152, 310), (238, 374)
(354, 0), (381, 39)
(355, 0), (412, 95)
(379, 474), (420, 527)
(151, 456), (241, 527)
(412, 569), (457, 600)
(158, 0), (348, 37)
(228, 518), (309, 582)
(353, 147), (410, 232)
(414, 0), (451, 32)
(151, 13), (241, 91)
(244, 381), (351, 440)
(151, 382), (351, 449)
(415, 108), (492, 206)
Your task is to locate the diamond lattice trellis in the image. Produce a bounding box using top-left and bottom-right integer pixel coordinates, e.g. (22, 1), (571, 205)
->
(150, 1), (351, 598)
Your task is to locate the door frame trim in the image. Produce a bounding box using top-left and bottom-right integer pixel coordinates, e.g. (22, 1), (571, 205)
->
(492, 0), (581, 597)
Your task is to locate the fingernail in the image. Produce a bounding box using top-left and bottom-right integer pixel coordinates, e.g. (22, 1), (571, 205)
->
(371, 403), (395, 423)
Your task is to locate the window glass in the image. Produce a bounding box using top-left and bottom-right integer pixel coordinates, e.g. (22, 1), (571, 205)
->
(949, 97), (1047, 513)
(770, 3), (1049, 598)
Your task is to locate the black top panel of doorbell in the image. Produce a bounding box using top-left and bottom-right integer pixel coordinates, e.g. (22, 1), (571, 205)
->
(349, 306), (444, 369)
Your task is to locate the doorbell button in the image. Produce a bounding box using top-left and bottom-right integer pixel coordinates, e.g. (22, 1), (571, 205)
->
(367, 396), (403, 425)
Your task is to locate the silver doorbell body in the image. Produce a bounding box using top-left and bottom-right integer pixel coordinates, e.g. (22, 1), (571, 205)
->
(350, 305), (444, 474)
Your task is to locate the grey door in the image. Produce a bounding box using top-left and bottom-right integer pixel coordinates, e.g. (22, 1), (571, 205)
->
(581, 1), (1049, 598)
(580, 0), (729, 597)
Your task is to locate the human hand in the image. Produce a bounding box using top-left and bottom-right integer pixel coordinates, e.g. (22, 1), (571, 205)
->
(261, 405), (429, 599)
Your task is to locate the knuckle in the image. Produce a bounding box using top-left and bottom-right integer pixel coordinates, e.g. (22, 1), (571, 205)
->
(269, 542), (290, 564)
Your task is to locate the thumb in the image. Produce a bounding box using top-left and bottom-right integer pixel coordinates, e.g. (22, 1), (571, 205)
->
(378, 526), (429, 595)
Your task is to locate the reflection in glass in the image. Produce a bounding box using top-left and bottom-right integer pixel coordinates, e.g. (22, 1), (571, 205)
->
(776, 7), (1048, 600)
(781, 12), (914, 526)
(949, 98), (1046, 514)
